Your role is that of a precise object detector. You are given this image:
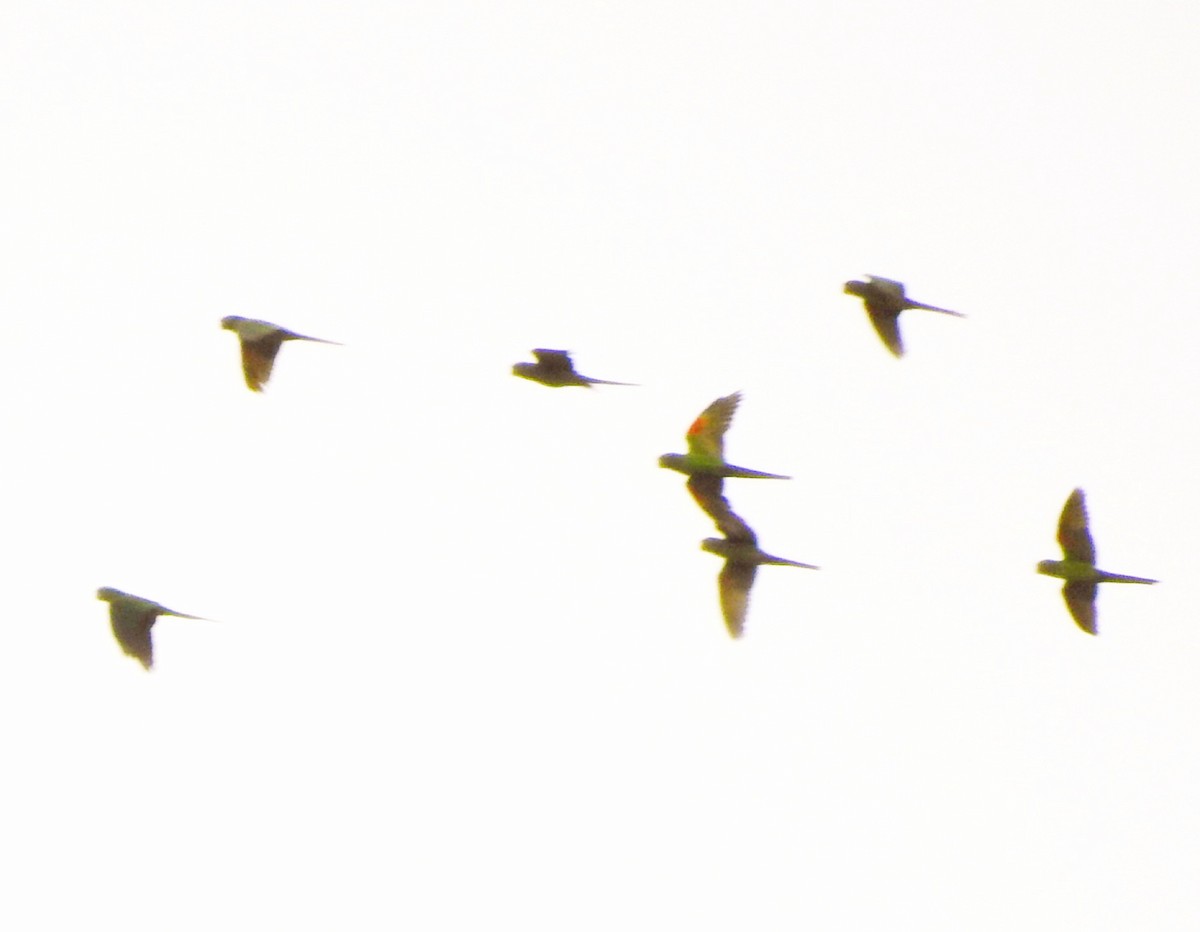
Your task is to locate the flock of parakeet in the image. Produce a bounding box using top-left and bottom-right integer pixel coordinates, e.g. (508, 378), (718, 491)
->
(97, 316), (342, 669)
(515, 276), (1157, 639)
(97, 281), (1158, 668)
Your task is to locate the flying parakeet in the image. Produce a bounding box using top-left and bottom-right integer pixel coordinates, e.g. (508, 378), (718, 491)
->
(221, 316), (341, 392)
(700, 510), (818, 639)
(96, 587), (209, 670)
(1036, 488), (1157, 635)
(659, 393), (790, 485)
(512, 349), (635, 387)
(843, 275), (964, 357)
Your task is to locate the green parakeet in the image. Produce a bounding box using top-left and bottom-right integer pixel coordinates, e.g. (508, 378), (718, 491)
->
(843, 275), (964, 357)
(659, 393), (790, 483)
(96, 587), (209, 670)
(683, 465), (817, 638)
(221, 316), (341, 392)
(512, 349), (635, 387)
(700, 524), (818, 639)
(1036, 488), (1157, 635)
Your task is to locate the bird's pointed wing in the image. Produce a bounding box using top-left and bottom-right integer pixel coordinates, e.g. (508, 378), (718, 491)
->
(867, 311), (904, 357)
(687, 474), (726, 524)
(1063, 580), (1098, 634)
(685, 393), (741, 460)
(686, 475), (758, 543)
(109, 602), (156, 669)
(717, 561), (757, 638)
(531, 349), (576, 376)
(865, 276), (906, 301)
(1057, 488), (1095, 564)
(238, 333), (285, 392)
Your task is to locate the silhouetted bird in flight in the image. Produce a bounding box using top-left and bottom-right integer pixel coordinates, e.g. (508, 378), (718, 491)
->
(688, 483), (817, 638)
(221, 316), (341, 392)
(843, 275), (964, 357)
(659, 394), (790, 499)
(96, 587), (209, 670)
(512, 349), (635, 387)
(1036, 488), (1157, 635)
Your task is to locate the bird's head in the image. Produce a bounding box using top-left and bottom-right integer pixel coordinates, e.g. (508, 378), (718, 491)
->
(658, 453), (686, 472)
(701, 537), (733, 558)
(512, 362), (534, 378)
(843, 280), (868, 298)
(220, 316), (242, 331)
(96, 587), (123, 603)
(1036, 559), (1062, 576)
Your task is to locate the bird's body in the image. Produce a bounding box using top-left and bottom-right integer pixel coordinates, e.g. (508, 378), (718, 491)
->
(1035, 559), (1156, 586)
(512, 349), (634, 387)
(701, 536), (818, 569)
(661, 455), (788, 479)
(843, 275), (963, 357)
(1036, 489), (1157, 634)
(96, 587), (208, 670)
(221, 315), (340, 392)
(658, 393), (790, 481)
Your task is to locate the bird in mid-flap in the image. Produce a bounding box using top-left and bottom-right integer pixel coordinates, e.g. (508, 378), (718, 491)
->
(221, 316), (341, 392)
(96, 587), (210, 670)
(512, 349), (635, 387)
(843, 275), (963, 357)
(1036, 488), (1157, 635)
(659, 392), (790, 484)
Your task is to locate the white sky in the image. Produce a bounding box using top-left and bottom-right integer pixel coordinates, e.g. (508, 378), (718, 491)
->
(2, 1), (1198, 929)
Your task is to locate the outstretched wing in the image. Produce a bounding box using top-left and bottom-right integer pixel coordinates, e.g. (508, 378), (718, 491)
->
(686, 475), (757, 543)
(1062, 581), (1098, 635)
(865, 276), (906, 304)
(531, 349), (577, 377)
(717, 562), (757, 638)
(866, 310), (904, 357)
(109, 602), (157, 670)
(238, 333), (286, 392)
(685, 393), (741, 460)
(1057, 488), (1095, 564)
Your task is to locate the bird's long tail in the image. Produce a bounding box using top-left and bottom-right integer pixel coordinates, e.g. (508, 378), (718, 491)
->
(1096, 571), (1158, 585)
(165, 610), (211, 621)
(289, 333), (343, 345)
(759, 552), (820, 569)
(583, 377), (638, 386)
(907, 301), (965, 318)
(723, 465), (792, 480)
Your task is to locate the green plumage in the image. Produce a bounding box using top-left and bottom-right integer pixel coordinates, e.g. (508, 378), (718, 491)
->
(658, 393), (790, 479)
(1036, 489), (1157, 635)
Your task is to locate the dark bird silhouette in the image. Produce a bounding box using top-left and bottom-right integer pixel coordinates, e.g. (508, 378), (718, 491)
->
(843, 275), (964, 357)
(96, 587), (209, 670)
(221, 316), (341, 392)
(683, 475), (817, 638)
(1036, 489), (1157, 634)
(512, 349), (635, 387)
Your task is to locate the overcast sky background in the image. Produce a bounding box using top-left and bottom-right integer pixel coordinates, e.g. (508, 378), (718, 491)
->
(2, 2), (1198, 929)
